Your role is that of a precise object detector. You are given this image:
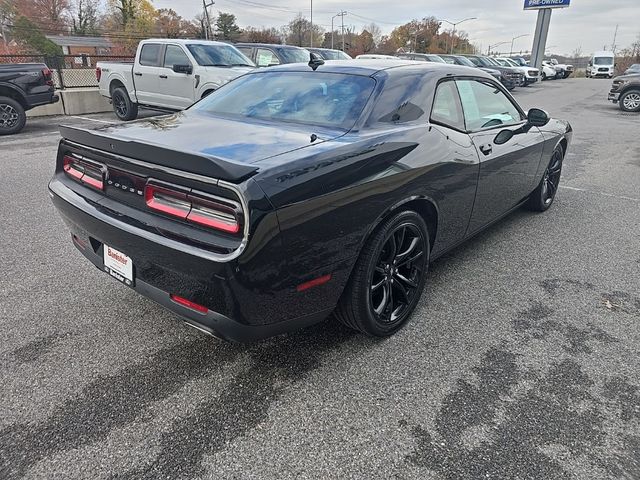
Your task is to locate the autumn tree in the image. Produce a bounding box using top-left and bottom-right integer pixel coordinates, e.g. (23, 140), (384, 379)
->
(15, 0), (70, 33)
(285, 14), (323, 47)
(240, 26), (281, 44)
(215, 12), (240, 41)
(12, 15), (62, 54)
(71, 0), (100, 35)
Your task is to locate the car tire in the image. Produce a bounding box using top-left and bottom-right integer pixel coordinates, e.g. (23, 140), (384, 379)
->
(619, 89), (640, 113)
(335, 210), (430, 337)
(0, 96), (27, 136)
(112, 87), (138, 121)
(526, 144), (564, 212)
(542, 72), (547, 81)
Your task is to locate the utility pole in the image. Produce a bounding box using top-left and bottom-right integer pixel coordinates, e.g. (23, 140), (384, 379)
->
(202, 0), (214, 40)
(331, 12), (346, 50)
(341, 13), (345, 51)
(611, 24), (619, 53)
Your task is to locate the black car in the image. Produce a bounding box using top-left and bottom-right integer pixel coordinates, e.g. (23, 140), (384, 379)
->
(0, 63), (59, 135)
(439, 54), (503, 82)
(235, 43), (310, 67)
(50, 60), (572, 342)
(308, 48), (352, 60)
(462, 55), (524, 90)
(608, 73), (640, 112)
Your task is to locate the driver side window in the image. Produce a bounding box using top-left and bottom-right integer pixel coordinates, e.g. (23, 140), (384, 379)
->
(456, 79), (523, 131)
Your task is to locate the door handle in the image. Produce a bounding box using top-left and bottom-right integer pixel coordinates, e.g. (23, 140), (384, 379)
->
(159, 74), (167, 79)
(479, 144), (493, 156)
(134, 72), (142, 76)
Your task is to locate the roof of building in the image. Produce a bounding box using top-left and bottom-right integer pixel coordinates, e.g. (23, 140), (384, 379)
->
(46, 35), (113, 48)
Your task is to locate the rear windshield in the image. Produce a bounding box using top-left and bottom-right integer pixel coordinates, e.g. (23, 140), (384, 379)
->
(193, 71), (376, 130)
(186, 44), (254, 67)
(277, 47), (310, 64)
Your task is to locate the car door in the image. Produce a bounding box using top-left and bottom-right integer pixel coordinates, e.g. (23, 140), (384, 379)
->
(427, 79), (481, 252)
(159, 44), (196, 109)
(455, 77), (545, 233)
(134, 43), (164, 106)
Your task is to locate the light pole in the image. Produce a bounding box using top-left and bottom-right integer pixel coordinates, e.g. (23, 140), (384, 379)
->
(331, 11), (346, 50)
(440, 17), (477, 54)
(202, 0), (214, 40)
(310, 0), (313, 47)
(510, 34), (530, 56)
(487, 41), (510, 56)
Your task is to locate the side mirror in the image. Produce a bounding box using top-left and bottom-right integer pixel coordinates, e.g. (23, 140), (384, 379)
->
(494, 129), (515, 145)
(173, 64), (193, 75)
(527, 108), (550, 127)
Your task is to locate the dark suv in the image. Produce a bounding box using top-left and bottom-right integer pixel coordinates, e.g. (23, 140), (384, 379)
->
(608, 73), (640, 112)
(0, 63), (59, 135)
(235, 43), (310, 67)
(462, 55), (524, 90)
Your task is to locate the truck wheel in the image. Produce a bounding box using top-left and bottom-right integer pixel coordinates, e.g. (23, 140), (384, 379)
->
(619, 90), (640, 113)
(0, 96), (27, 136)
(542, 72), (547, 81)
(112, 87), (138, 121)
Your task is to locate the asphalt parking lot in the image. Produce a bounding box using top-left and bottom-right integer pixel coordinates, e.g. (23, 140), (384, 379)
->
(1, 78), (639, 479)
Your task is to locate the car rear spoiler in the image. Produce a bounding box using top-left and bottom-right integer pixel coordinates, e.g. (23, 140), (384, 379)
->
(59, 124), (259, 183)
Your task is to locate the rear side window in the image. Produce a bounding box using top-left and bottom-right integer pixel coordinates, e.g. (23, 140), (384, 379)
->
(163, 45), (190, 68)
(371, 74), (429, 124)
(256, 48), (279, 67)
(139, 44), (161, 66)
(430, 81), (465, 131)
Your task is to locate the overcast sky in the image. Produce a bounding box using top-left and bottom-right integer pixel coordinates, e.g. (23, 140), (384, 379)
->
(153, 0), (639, 55)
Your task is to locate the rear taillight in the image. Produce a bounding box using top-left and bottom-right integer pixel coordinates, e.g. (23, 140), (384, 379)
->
(63, 155), (105, 191)
(145, 181), (242, 234)
(96, 67), (102, 82)
(42, 67), (53, 87)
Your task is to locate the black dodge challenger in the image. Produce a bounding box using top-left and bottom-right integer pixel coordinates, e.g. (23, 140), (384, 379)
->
(49, 59), (572, 342)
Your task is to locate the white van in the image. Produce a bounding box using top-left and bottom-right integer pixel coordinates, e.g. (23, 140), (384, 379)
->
(587, 51), (615, 78)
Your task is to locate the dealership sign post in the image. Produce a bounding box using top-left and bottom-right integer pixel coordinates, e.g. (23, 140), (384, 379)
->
(526, 0), (571, 69)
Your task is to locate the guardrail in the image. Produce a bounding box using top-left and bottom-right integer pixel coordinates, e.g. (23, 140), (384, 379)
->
(0, 54), (134, 89)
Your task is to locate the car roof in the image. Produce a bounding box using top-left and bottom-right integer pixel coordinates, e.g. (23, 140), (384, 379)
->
(235, 43), (307, 50)
(143, 38), (232, 47)
(248, 59), (488, 79)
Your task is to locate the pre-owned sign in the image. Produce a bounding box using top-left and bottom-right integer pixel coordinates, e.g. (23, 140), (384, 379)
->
(524, 0), (570, 9)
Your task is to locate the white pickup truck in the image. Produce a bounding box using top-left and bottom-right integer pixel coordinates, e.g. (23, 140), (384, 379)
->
(97, 39), (255, 120)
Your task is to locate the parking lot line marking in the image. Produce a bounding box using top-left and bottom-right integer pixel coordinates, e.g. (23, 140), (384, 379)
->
(70, 116), (114, 124)
(560, 185), (640, 202)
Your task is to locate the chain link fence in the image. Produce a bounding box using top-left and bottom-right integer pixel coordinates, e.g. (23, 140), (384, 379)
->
(0, 54), (134, 89)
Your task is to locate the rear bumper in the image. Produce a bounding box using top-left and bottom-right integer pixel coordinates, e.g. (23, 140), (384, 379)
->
(48, 178), (350, 341)
(25, 92), (59, 109)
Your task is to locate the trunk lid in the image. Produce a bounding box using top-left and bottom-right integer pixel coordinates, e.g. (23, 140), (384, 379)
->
(60, 111), (345, 183)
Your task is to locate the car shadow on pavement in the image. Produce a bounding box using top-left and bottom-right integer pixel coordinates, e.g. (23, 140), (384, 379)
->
(0, 316), (365, 480)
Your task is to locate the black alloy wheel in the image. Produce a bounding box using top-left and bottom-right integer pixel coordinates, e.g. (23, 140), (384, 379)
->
(336, 210), (430, 337)
(527, 145), (564, 212)
(111, 87), (138, 121)
(370, 224), (425, 324)
(0, 96), (27, 135)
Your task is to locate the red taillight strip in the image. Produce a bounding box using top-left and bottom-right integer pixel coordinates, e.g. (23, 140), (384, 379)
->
(145, 185), (190, 219)
(170, 294), (209, 314)
(145, 181), (242, 234)
(63, 155), (104, 191)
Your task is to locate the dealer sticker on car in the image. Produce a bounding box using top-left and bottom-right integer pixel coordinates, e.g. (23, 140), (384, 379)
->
(103, 245), (134, 286)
